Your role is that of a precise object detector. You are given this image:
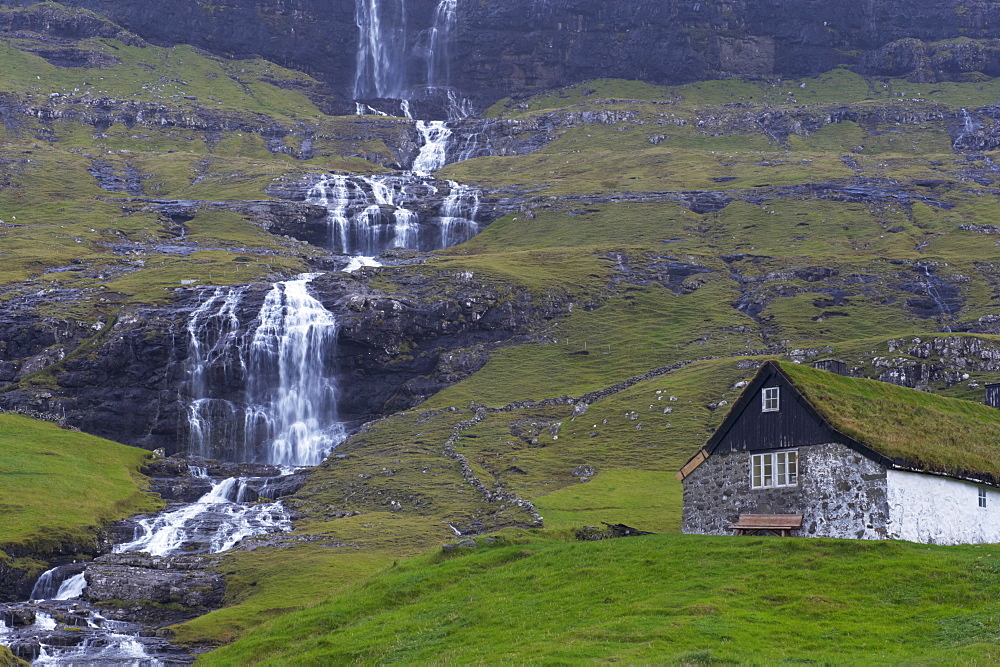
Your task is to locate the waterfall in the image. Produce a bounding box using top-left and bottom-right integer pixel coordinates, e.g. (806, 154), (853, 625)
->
(28, 568), (86, 601)
(185, 287), (247, 460)
(54, 573), (87, 601)
(244, 274), (343, 466)
(446, 89), (474, 121)
(918, 262), (953, 333)
(953, 108), (979, 151)
(182, 276), (346, 465)
(29, 569), (57, 601)
(305, 173), (485, 254)
(342, 256), (382, 272)
(427, 0), (457, 88)
(114, 477), (290, 556)
(354, 0), (410, 100)
(413, 120), (452, 174)
(438, 180), (481, 247)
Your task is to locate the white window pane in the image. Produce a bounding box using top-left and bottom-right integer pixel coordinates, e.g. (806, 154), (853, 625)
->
(788, 452), (798, 484)
(763, 387), (780, 412)
(763, 456), (773, 487)
(776, 453), (787, 486)
(752, 455), (762, 488)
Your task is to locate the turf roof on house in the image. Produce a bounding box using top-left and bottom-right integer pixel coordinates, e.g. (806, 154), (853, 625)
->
(776, 361), (1000, 481)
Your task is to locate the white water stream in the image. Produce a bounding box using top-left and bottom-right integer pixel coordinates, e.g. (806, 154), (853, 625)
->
(114, 477), (291, 557)
(413, 120), (452, 175)
(245, 274), (344, 467)
(304, 173), (483, 255)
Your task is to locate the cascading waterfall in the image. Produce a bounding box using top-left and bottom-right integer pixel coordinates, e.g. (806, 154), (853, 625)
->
(29, 569), (57, 601)
(53, 574), (86, 601)
(114, 477), (290, 557)
(28, 569), (86, 601)
(244, 274), (343, 467)
(413, 120), (452, 175)
(305, 173), (483, 255)
(352, 0), (473, 120)
(354, 0), (409, 101)
(307, 174), (433, 254)
(439, 180), (481, 247)
(185, 286), (247, 460)
(182, 276), (346, 466)
(953, 108), (980, 151)
(918, 262), (953, 333)
(427, 0), (457, 88)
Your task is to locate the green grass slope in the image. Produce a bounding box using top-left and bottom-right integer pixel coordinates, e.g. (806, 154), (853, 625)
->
(181, 67), (1000, 656)
(3, 10), (1000, 658)
(200, 534), (1000, 664)
(0, 414), (160, 574)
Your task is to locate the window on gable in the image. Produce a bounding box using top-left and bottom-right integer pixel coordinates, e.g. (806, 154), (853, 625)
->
(762, 386), (780, 412)
(751, 451), (798, 489)
(979, 488), (987, 508)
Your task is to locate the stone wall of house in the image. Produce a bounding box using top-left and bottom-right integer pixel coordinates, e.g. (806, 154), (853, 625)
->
(886, 471), (1000, 545)
(681, 442), (891, 540)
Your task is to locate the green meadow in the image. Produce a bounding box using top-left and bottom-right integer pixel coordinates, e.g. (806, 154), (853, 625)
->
(1, 6), (1000, 661)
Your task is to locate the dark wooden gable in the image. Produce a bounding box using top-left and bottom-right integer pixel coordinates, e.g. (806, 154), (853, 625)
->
(705, 362), (835, 455)
(678, 362), (896, 481)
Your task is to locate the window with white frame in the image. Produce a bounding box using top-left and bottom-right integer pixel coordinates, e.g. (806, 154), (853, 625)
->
(751, 451), (798, 489)
(979, 488), (987, 508)
(762, 386), (780, 412)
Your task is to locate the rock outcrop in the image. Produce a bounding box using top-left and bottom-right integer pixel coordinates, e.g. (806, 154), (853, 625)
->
(84, 553), (224, 611)
(0, 267), (569, 452)
(7, 0), (1000, 107)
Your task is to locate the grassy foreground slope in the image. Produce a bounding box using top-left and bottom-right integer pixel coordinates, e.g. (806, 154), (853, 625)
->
(182, 69), (1000, 656)
(201, 534), (1000, 664)
(1, 7), (1000, 656)
(0, 414), (159, 571)
(0, 645), (27, 667)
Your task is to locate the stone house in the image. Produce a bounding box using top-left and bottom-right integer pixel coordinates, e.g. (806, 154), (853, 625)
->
(679, 361), (1000, 545)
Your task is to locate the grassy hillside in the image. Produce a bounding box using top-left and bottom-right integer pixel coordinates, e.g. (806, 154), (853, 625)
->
(169, 65), (1000, 656)
(3, 5), (1000, 659)
(199, 533), (1000, 664)
(0, 414), (160, 568)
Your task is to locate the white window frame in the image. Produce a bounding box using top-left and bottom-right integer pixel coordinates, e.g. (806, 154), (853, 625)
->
(751, 450), (798, 489)
(762, 386), (780, 412)
(979, 488), (987, 508)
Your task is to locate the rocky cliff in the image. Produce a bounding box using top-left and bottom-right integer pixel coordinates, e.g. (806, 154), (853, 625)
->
(7, 0), (1000, 107)
(0, 269), (569, 452)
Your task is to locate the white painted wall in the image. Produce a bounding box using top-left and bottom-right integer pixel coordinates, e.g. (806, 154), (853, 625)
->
(886, 470), (1000, 545)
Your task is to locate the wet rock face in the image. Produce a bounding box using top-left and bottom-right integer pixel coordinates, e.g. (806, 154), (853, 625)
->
(84, 553), (225, 610)
(8, 0), (1000, 105)
(0, 270), (566, 452)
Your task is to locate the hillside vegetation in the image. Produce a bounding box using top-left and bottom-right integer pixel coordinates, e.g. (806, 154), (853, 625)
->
(0, 414), (159, 579)
(200, 534), (1000, 664)
(1, 4), (1000, 660)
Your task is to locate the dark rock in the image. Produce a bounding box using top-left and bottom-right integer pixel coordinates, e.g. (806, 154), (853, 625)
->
(84, 553), (224, 611)
(441, 538), (478, 552)
(575, 522), (654, 541)
(6, 0), (1000, 109)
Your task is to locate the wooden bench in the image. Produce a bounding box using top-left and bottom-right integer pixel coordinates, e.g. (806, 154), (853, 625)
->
(729, 513), (803, 537)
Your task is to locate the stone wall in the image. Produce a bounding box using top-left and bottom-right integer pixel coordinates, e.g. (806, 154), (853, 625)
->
(682, 442), (890, 540)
